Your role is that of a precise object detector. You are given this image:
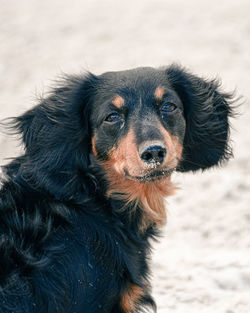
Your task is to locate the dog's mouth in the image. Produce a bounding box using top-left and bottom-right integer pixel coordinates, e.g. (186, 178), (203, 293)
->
(124, 168), (176, 182)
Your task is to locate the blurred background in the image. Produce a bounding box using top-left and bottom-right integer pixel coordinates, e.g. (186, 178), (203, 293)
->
(0, 0), (249, 312)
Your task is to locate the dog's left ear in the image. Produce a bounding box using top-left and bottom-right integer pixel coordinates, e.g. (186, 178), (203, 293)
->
(165, 64), (235, 172)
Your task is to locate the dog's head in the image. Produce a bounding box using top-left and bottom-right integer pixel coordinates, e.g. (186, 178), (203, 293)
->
(10, 65), (234, 202)
(91, 68), (185, 184)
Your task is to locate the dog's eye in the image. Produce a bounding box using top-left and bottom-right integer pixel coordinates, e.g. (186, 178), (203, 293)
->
(160, 102), (177, 114)
(105, 113), (123, 123)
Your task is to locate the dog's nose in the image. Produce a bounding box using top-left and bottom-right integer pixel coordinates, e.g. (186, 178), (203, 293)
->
(139, 143), (167, 165)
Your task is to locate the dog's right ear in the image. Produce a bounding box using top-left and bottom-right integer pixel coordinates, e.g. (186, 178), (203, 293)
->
(11, 73), (98, 153)
(11, 106), (37, 150)
(0, 104), (37, 150)
(5, 73), (99, 200)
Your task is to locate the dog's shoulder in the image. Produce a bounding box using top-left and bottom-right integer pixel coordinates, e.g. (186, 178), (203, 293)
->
(0, 173), (124, 312)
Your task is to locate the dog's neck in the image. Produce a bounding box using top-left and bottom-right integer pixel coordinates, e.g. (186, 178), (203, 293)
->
(105, 171), (176, 232)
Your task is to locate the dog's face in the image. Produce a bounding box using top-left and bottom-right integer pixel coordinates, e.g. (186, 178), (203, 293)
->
(90, 68), (185, 182)
(11, 65), (233, 203)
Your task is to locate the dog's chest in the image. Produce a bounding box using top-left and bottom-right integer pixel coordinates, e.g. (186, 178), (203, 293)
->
(114, 232), (151, 312)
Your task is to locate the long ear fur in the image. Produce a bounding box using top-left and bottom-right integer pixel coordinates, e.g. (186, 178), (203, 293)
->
(165, 64), (235, 172)
(5, 72), (99, 201)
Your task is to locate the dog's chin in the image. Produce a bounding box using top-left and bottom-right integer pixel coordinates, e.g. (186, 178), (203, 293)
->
(124, 168), (176, 183)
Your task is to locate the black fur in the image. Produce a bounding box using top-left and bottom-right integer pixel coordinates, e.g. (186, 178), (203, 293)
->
(0, 65), (235, 313)
(165, 65), (234, 171)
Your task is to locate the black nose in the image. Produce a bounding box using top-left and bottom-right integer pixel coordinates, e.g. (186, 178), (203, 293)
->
(140, 144), (167, 165)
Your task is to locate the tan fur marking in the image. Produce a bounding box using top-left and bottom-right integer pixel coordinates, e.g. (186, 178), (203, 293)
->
(91, 135), (98, 156)
(154, 87), (165, 100)
(157, 122), (183, 167)
(99, 126), (181, 230)
(101, 159), (176, 230)
(121, 283), (144, 313)
(105, 171), (176, 230)
(109, 128), (141, 177)
(112, 95), (124, 108)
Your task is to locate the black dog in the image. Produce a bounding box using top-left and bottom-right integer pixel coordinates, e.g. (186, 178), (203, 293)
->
(0, 65), (234, 313)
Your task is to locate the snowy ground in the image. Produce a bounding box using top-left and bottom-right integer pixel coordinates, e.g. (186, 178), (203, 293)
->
(1, 1), (250, 312)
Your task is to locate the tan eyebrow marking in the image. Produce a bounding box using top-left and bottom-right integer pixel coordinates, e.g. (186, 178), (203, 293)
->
(112, 96), (124, 108)
(154, 87), (165, 100)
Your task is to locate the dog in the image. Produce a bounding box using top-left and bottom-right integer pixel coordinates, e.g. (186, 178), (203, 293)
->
(0, 65), (234, 313)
